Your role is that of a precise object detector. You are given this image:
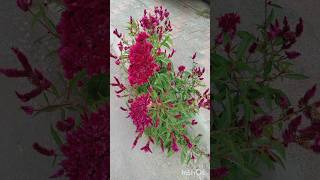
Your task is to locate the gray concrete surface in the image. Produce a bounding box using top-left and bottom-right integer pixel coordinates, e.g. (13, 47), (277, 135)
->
(110, 0), (210, 180)
(213, 0), (320, 179)
(0, 1), (64, 179)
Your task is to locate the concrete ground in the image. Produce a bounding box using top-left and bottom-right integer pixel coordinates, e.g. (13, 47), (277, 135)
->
(0, 1), (65, 180)
(213, 0), (320, 179)
(110, 0), (210, 180)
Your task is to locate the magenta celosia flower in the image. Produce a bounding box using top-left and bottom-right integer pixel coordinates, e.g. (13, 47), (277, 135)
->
(140, 141), (152, 153)
(111, 76), (126, 94)
(57, 0), (109, 79)
(217, 13), (240, 37)
(192, 52), (197, 60)
(21, 106), (34, 115)
(191, 119), (198, 125)
(299, 84), (317, 105)
(215, 32), (223, 45)
(171, 132), (179, 152)
(182, 135), (193, 149)
(0, 48), (51, 102)
(279, 96), (289, 109)
(296, 18), (304, 37)
(282, 115), (302, 146)
(160, 138), (164, 152)
(248, 42), (257, 54)
(311, 136), (320, 153)
(168, 49), (176, 58)
(167, 62), (172, 71)
(250, 115), (273, 137)
(56, 117), (75, 132)
(178, 65), (185, 72)
(32, 143), (56, 157)
(128, 32), (158, 86)
(268, 19), (282, 40)
(285, 51), (301, 59)
(212, 167), (228, 178)
(113, 28), (122, 38)
(129, 94), (152, 133)
(16, 0), (32, 12)
(140, 6), (172, 33)
(56, 105), (108, 180)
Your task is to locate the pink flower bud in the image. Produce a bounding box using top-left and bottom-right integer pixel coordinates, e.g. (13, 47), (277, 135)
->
(285, 51), (301, 59)
(192, 52), (197, 60)
(296, 18), (303, 37)
(178, 65), (185, 72)
(21, 106), (34, 115)
(16, 0), (32, 12)
(32, 142), (55, 156)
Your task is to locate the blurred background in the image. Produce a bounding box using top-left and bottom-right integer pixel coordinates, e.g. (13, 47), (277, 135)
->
(212, 0), (320, 179)
(0, 1), (65, 179)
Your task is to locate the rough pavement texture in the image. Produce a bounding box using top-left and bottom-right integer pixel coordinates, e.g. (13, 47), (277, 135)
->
(110, 0), (210, 180)
(213, 0), (320, 179)
(0, 1), (66, 180)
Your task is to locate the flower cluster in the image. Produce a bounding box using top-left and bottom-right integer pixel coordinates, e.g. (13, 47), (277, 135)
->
(53, 106), (109, 180)
(128, 32), (158, 86)
(267, 16), (303, 59)
(0, 48), (51, 113)
(57, 0), (109, 79)
(281, 85), (320, 153)
(129, 94), (152, 134)
(140, 6), (172, 34)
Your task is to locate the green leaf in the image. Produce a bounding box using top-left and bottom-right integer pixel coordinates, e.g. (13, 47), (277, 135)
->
(50, 125), (63, 146)
(268, 3), (283, 9)
(284, 73), (309, 80)
(266, 9), (275, 26)
(236, 31), (255, 59)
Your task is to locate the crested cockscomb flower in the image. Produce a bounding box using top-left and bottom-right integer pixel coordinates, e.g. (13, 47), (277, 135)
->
(57, 105), (108, 180)
(128, 32), (158, 86)
(129, 94), (152, 133)
(57, 0), (109, 79)
(250, 115), (273, 137)
(217, 13), (240, 37)
(56, 117), (75, 132)
(140, 6), (172, 33)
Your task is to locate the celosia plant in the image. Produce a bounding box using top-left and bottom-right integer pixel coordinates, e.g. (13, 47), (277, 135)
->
(111, 7), (210, 163)
(213, 1), (320, 179)
(0, 0), (109, 179)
